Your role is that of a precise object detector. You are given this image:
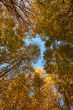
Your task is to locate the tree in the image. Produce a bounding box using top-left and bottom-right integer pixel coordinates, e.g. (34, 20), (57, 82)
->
(31, 0), (73, 43)
(30, 0), (73, 109)
(0, 3), (40, 77)
(0, 0), (33, 29)
(0, 0), (73, 109)
(44, 40), (73, 109)
(0, 70), (64, 110)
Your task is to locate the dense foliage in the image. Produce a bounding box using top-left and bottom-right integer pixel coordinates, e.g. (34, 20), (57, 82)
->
(0, 0), (73, 110)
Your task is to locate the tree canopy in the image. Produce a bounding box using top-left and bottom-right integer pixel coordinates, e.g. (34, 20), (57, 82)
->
(0, 0), (73, 110)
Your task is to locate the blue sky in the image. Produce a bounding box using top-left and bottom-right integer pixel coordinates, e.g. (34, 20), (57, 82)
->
(24, 36), (46, 68)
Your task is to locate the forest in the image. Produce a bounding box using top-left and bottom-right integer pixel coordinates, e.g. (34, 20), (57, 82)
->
(0, 0), (73, 110)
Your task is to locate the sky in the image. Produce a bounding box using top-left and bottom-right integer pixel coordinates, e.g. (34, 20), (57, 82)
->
(24, 36), (46, 69)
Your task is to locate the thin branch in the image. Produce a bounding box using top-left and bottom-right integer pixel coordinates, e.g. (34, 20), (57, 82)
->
(0, 51), (33, 77)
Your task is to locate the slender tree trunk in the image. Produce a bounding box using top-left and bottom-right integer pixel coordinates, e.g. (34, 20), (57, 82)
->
(63, 91), (71, 110)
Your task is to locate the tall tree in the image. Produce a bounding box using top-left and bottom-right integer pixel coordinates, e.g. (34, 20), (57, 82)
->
(32, 0), (73, 43)
(0, 70), (64, 110)
(0, 3), (40, 77)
